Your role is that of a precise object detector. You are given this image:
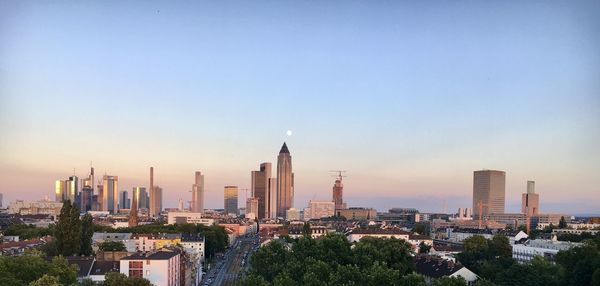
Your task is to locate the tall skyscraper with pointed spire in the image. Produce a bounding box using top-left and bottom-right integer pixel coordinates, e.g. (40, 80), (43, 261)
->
(192, 171), (205, 213)
(276, 142), (294, 218)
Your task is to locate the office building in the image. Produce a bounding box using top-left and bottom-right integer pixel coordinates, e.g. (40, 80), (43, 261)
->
(336, 207), (377, 220)
(8, 200), (63, 217)
(133, 187), (149, 210)
(192, 171), (204, 213)
(167, 212), (214, 225)
(119, 190), (130, 210)
(332, 172), (347, 210)
(472, 170), (506, 217)
(0, 193), (3, 208)
(80, 186), (93, 212)
(251, 162), (276, 219)
(102, 175), (118, 213)
(224, 186), (238, 216)
(286, 208), (301, 221)
(303, 200), (335, 220)
(276, 142), (294, 218)
(66, 176), (79, 203)
(246, 197), (259, 220)
(129, 187), (138, 227)
(522, 181), (540, 216)
(154, 186), (163, 214)
(149, 167), (156, 216)
(55, 180), (66, 202)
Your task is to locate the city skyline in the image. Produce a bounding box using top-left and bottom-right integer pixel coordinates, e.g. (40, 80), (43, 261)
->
(1, 1), (599, 214)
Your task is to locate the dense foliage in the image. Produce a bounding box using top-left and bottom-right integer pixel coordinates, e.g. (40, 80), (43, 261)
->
(112, 223), (229, 257)
(458, 234), (600, 286)
(54, 200), (82, 256)
(244, 233), (465, 286)
(98, 241), (127, 251)
(0, 252), (77, 286)
(103, 272), (152, 286)
(4, 223), (54, 239)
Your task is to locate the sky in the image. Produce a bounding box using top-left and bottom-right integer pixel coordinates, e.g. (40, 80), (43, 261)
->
(1, 1), (599, 214)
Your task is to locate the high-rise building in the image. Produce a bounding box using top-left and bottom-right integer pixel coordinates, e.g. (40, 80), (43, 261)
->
(129, 187), (139, 227)
(80, 186), (93, 212)
(149, 167), (155, 216)
(332, 173), (347, 210)
(178, 199), (184, 211)
(55, 180), (66, 202)
(522, 181), (540, 216)
(472, 170), (506, 217)
(246, 197), (259, 220)
(192, 171), (205, 213)
(251, 162), (276, 219)
(102, 175), (119, 213)
(0, 193), (3, 208)
(66, 176), (79, 203)
(224, 186), (238, 216)
(120, 190), (130, 209)
(133, 187), (149, 210)
(268, 178), (277, 219)
(96, 183), (104, 211)
(276, 142), (294, 218)
(155, 186), (163, 213)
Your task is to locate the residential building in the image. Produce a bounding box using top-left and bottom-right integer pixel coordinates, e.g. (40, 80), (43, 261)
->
(347, 228), (433, 251)
(131, 234), (181, 252)
(8, 200), (63, 217)
(286, 208), (301, 221)
(336, 208), (377, 220)
(191, 171), (204, 213)
(473, 170), (506, 217)
(224, 186), (238, 216)
(303, 200), (335, 220)
(120, 251), (180, 286)
(276, 142), (294, 218)
(166, 212), (214, 225)
(512, 239), (582, 263)
(415, 255), (478, 285)
(180, 234), (205, 285)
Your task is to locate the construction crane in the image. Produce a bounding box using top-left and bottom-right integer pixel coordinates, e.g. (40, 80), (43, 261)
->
(329, 170), (347, 181)
(476, 200), (489, 229)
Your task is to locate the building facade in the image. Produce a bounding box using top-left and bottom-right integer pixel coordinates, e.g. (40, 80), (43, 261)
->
(224, 186), (238, 215)
(332, 173), (347, 210)
(120, 251), (180, 286)
(191, 171), (204, 213)
(521, 180), (540, 216)
(102, 175), (119, 213)
(473, 170), (506, 217)
(251, 162), (275, 219)
(303, 200), (335, 220)
(276, 142), (294, 218)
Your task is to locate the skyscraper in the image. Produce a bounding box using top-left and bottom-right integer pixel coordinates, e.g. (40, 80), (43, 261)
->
(276, 142), (294, 218)
(0, 193), (3, 208)
(472, 170), (506, 217)
(66, 176), (79, 203)
(133, 187), (149, 209)
(251, 162), (276, 219)
(268, 178), (277, 219)
(246, 197), (259, 219)
(522, 181), (539, 216)
(155, 186), (163, 213)
(55, 180), (66, 202)
(149, 167), (155, 216)
(192, 171), (205, 213)
(119, 190), (130, 209)
(129, 186), (139, 227)
(224, 186), (238, 215)
(102, 175), (118, 213)
(332, 173), (347, 210)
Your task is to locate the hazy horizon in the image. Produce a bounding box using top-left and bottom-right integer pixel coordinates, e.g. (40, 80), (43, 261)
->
(1, 1), (599, 214)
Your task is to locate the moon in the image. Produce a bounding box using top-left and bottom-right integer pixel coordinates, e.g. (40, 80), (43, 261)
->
(286, 130), (293, 136)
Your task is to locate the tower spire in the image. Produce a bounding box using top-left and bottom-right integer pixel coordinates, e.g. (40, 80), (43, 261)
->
(279, 142), (290, 154)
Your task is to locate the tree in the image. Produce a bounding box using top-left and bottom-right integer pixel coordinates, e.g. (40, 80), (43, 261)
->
(0, 251), (49, 285)
(47, 256), (78, 285)
(80, 213), (94, 255)
(98, 241), (127, 251)
(302, 222), (311, 237)
(28, 275), (60, 286)
(104, 272), (151, 286)
(559, 216), (568, 229)
(431, 277), (468, 286)
(419, 241), (431, 254)
(55, 200), (82, 256)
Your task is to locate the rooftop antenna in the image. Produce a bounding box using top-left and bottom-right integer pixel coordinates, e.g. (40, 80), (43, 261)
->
(329, 170), (347, 181)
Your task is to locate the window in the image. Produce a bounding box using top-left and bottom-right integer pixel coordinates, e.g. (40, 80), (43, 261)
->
(129, 261), (143, 278)
(146, 260), (150, 265)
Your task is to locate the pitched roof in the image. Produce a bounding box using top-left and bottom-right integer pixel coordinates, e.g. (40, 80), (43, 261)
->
(90, 261), (120, 276)
(415, 255), (464, 278)
(279, 142), (290, 154)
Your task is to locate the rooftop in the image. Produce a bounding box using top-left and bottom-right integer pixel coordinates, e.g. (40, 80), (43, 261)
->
(121, 251), (179, 260)
(415, 255), (465, 278)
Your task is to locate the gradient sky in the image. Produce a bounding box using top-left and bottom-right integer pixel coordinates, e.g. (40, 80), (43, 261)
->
(1, 1), (599, 214)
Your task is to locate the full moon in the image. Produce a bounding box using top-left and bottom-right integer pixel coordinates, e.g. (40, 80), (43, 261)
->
(286, 130), (293, 136)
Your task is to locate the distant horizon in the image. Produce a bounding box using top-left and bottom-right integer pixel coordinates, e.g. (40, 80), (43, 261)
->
(1, 1), (599, 214)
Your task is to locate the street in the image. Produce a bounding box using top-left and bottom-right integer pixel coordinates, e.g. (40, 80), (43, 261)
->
(202, 233), (259, 286)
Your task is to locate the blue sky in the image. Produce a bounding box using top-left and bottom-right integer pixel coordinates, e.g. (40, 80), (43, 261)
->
(1, 1), (599, 214)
